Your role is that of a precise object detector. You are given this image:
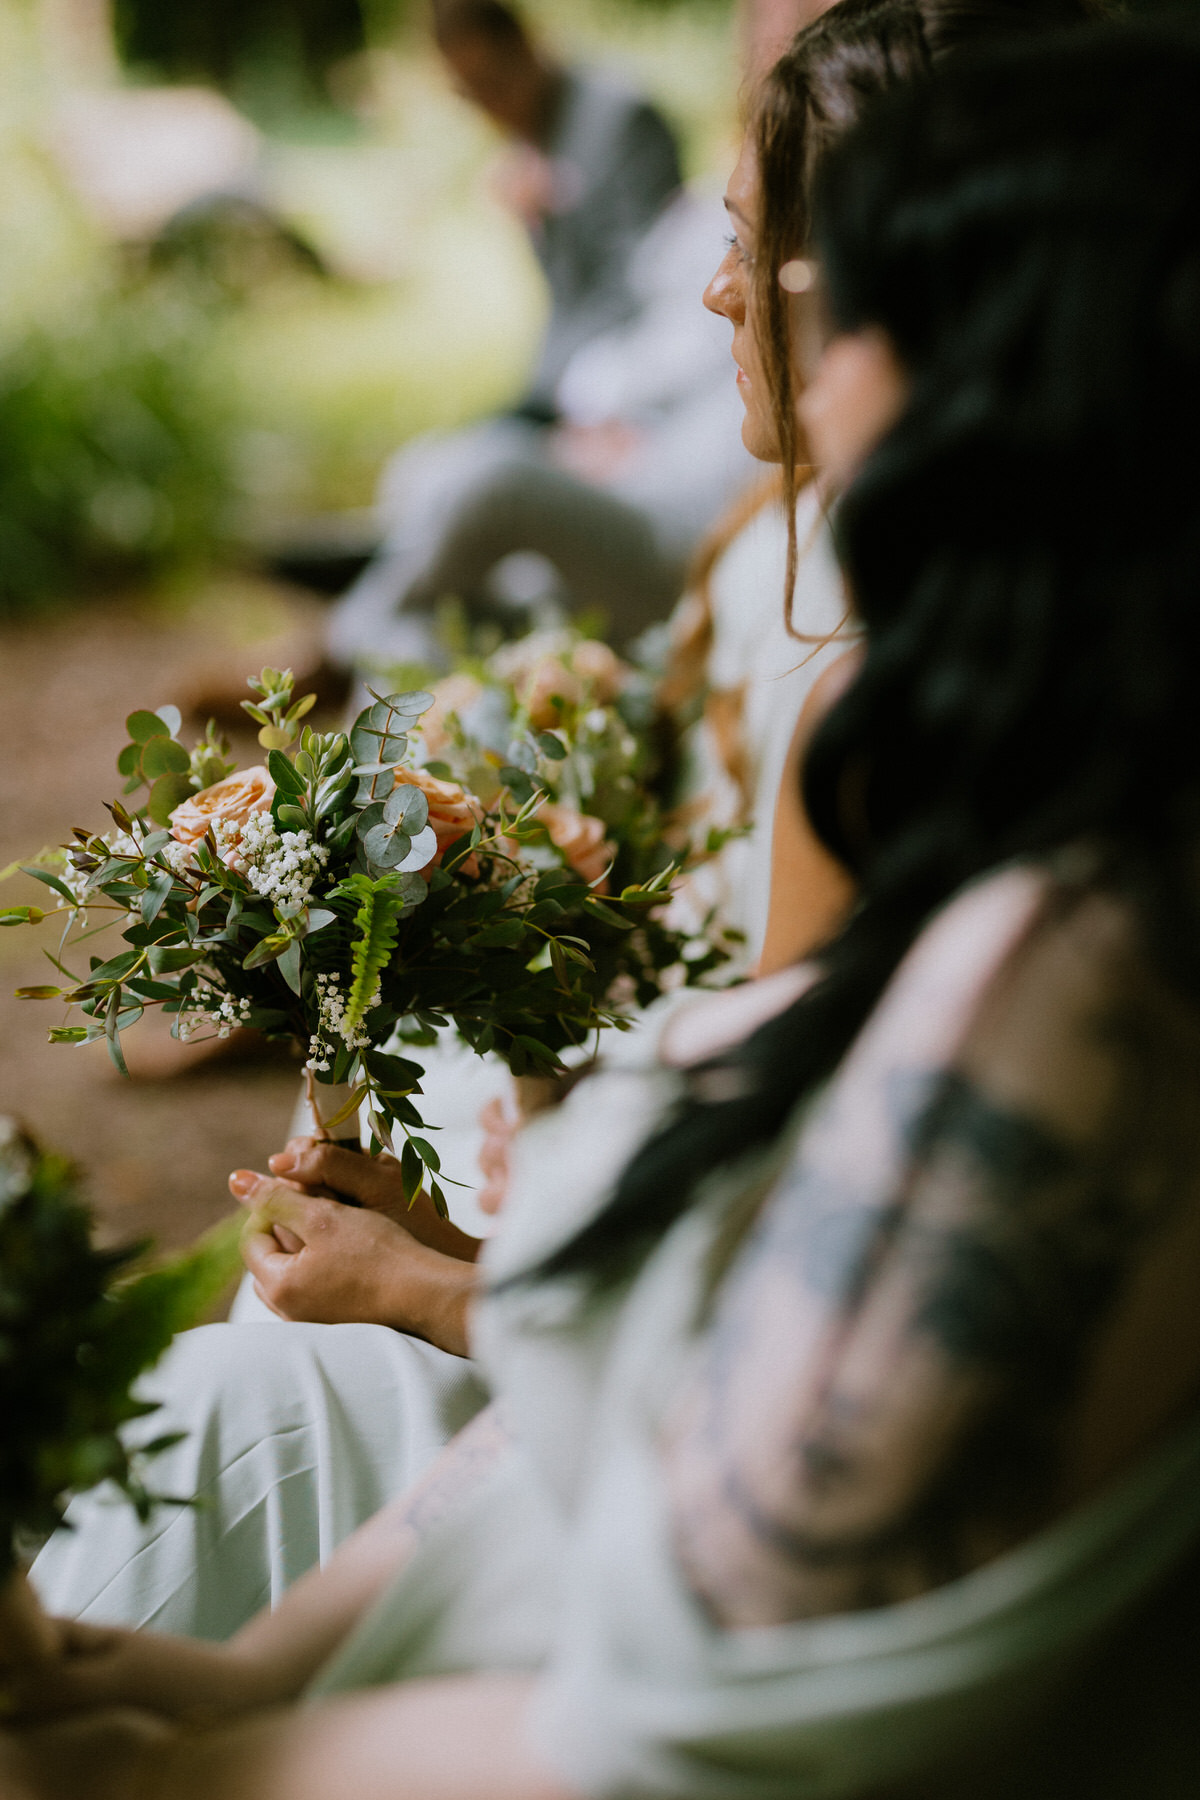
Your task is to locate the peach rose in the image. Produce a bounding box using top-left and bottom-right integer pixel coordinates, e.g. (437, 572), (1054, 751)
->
(540, 801), (613, 890)
(417, 673), (484, 759)
(169, 766), (275, 867)
(393, 766), (485, 871)
(568, 638), (627, 701)
(513, 655), (584, 729)
(492, 633), (631, 729)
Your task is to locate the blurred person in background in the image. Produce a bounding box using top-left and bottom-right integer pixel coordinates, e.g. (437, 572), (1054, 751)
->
(431, 0), (682, 420)
(326, 0), (750, 673)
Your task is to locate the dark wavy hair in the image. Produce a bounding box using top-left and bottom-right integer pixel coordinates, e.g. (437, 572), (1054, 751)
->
(520, 22), (1200, 1296)
(753, 0), (1102, 615)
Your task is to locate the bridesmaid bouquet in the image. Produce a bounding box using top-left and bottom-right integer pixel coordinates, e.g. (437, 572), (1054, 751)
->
(0, 1117), (242, 1663)
(7, 646), (724, 1213)
(0, 1117), (241, 1581)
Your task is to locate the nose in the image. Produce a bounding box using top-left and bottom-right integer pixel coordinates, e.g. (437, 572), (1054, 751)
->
(703, 250), (744, 323)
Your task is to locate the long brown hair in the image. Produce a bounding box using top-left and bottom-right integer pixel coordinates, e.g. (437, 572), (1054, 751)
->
(752, 0), (1103, 611)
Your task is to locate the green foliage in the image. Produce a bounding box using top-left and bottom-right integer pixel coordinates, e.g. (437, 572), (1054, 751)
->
(0, 292), (233, 617)
(0, 1120), (244, 1577)
(242, 666), (318, 753)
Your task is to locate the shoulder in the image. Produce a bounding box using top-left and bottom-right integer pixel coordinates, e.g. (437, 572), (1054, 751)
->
(556, 64), (677, 157)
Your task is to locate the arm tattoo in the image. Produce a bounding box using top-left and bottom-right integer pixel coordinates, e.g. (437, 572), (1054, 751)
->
(393, 1402), (509, 1543)
(665, 961), (1200, 1626)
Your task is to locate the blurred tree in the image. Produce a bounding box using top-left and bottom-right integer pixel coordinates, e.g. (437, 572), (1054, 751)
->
(112, 0), (408, 94)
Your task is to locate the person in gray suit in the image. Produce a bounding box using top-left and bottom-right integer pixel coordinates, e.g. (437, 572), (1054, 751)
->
(431, 0), (682, 417)
(327, 1), (754, 671)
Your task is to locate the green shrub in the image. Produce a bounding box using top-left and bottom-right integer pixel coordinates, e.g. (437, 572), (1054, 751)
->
(0, 290), (234, 617)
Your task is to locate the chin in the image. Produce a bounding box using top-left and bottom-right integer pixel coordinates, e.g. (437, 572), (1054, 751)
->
(741, 417), (782, 464)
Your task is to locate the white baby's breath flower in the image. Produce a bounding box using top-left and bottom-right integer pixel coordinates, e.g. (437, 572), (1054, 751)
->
(230, 812), (329, 910)
(174, 987), (254, 1043)
(307, 971), (372, 1071)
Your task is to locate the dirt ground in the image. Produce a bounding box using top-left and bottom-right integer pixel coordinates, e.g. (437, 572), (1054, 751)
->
(0, 578), (336, 1256)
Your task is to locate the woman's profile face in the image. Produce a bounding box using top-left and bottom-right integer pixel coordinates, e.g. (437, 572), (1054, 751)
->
(704, 138), (780, 462)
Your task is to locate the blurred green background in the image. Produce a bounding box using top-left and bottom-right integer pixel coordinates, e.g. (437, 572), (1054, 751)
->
(0, 0), (741, 615)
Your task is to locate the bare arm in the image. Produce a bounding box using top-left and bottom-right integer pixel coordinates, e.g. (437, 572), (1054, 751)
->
(756, 650), (859, 977)
(15, 1406), (510, 1726)
(3, 1675), (578, 1800)
(666, 886), (1200, 1625)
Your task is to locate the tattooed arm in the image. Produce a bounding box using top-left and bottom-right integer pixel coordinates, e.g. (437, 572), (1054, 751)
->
(664, 883), (1200, 1627)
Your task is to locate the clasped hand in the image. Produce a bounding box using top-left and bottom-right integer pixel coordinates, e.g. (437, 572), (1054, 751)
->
(228, 1139), (481, 1358)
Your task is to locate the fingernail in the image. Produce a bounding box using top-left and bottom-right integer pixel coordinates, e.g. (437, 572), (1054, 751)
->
(229, 1170), (260, 1199)
(268, 1151), (297, 1173)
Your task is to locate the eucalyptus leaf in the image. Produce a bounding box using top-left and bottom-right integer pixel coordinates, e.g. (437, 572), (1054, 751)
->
(353, 759), (405, 778)
(349, 724), (379, 764)
(303, 908), (337, 935)
(353, 800), (386, 835)
(395, 826), (437, 873)
(126, 710), (168, 745)
(383, 784), (427, 832)
(364, 825), (411, 870)
(276, 804), (308, 831)
(390, 693), (435, 720)
(392, 871), (429, 910)
(155, 705), (183, 738)
(146, 773), (193, 827)
(116, 743), (141, 777)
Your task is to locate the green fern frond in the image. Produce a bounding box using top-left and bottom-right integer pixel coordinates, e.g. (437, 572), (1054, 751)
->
(344, 873), (403, 1034)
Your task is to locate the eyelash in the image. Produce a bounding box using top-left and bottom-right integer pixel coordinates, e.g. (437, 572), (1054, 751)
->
(724, 232), (753, 268)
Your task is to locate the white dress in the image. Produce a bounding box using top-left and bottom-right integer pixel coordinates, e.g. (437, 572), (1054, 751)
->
(665, 482), (851, 966)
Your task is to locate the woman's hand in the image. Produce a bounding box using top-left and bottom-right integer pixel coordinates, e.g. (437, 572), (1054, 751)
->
(264, 1138), (481, 1262)
(0, 1708), (174, 1800)
(230, 1171), (477, 1357)
(477, 1071), (594, 1217)
(5, 1620), (280, 1726)
(477, 1095), (519, 1217)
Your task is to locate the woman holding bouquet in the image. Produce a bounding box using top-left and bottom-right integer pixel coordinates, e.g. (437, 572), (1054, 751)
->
(31, 0), (1090, 1650)
(9, 18), (1200, 1798)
